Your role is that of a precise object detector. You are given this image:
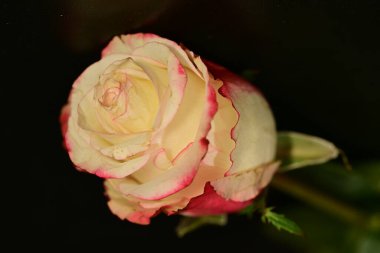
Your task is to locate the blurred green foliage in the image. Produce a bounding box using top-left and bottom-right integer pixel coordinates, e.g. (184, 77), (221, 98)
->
(265, 161), (380, 253)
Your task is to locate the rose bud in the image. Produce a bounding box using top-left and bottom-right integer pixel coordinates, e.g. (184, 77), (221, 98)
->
(61, 33), (278, 224)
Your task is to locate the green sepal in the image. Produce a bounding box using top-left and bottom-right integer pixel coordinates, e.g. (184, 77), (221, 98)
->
(276, 131), (339, 172)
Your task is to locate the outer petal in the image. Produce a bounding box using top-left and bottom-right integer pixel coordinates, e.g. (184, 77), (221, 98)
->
(118, 139), (208, 200)
(205, 61), (277, 202)
(206, 61), (276, 175)
(202, 77), (237, 170)
(102, 33), (203, 79)
(60, 104), (71, 150)
(101, 33), (160, 57)
(211, 161), (280, 201)
(105, 179), (157, 225)
(138, 163), (229, 214)
(180, 183), (251, 216)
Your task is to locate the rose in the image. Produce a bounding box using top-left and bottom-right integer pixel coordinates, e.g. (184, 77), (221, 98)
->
(61, 33), (278, 224)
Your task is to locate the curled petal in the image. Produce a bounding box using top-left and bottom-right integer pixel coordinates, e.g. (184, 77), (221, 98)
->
(102, 33), (203, 79)
(160, 69), (210, 160)
(153, 53), (187, 132)
(211, 161), (280, 202)
(206, 61), (276, 175)
(101, 33), (160, 57)
(105, 180), (157, 225)
(181, 183), (251, 216)
(118, 139), (208, 200)
(138, 163), (230, 214)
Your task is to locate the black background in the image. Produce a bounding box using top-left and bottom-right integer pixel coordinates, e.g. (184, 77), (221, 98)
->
(3, 0), (379, 250)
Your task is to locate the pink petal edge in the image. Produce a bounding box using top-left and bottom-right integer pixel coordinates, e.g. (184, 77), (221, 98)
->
(181, 183), (251, 216)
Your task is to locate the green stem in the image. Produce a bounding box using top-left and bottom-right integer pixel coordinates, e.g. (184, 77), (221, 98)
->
(271, 174), (367, 227)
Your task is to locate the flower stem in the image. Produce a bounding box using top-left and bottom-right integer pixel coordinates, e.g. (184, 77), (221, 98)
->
(271, 174), (370, 228)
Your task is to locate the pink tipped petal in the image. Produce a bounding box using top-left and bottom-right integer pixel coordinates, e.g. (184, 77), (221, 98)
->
(153, 149), (172, 170)
(118, 138), (208, 200)
(105, 180), (157, 225)
(103, 33), (204, 79)
(101, 36), (128, 57)
(181, 183), (251, 216)
(93, 154), (150, 179)
(136, 162), (230, 214)
(206, 61), (276, 175)
(201, 77), (237, 169)
(60, 105), (70, 136)
(67, 122), (150, 179)
(125, 210), (157, 225)
(130, 47), (174, 100)
(211, 161), (280, 202)
(101, 33), (160, 57)
(153, 54), (187, 132)
(172, 142), (193, 164)
(206, 81), (218, 118)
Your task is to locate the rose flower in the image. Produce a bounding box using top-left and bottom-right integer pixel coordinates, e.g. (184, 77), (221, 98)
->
(61, 33), (278, 224)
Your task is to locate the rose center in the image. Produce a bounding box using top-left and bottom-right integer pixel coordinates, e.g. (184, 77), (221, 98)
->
(99, 87), (121, 108)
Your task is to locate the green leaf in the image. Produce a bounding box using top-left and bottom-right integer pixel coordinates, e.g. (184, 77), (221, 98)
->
(261, 207), (303, 236)
(176, 215), (228, 238)
(276, 131), (339, 172)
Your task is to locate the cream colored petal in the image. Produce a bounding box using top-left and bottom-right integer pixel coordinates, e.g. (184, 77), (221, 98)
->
(126, 51), (187, 136)
(160, 69), (205, 160)
(132, 41), (174, 67)
(146, 77), (239, 212)
(130, 52), (169, 101)
(139, 163), (228, 213)
(202, 78), (238, 170)
(153, 53), (187, 133)
(206, 61), (276, 175)
(117, 79), (217, 201)
(67, 111), (150, 178)
(118, 139), (208, 200)
(102, 33), (204, 79)
(153, 149), (173, 170)
(228, 89), (276, 174)
(114, 77), (159, 132)
(101, 33), (160, 57)
(88, 131), (150, 151)
(105, 179), (157, 225)
(100, 143), (148, 161)
(211, 161), (280, 202)
(127, 42), (204, 160)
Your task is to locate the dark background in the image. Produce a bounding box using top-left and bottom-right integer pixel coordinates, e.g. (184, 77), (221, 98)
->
(3, 0), (379, 251)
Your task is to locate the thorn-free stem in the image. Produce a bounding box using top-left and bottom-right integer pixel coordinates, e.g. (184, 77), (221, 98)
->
(271, 174), (373, 229)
